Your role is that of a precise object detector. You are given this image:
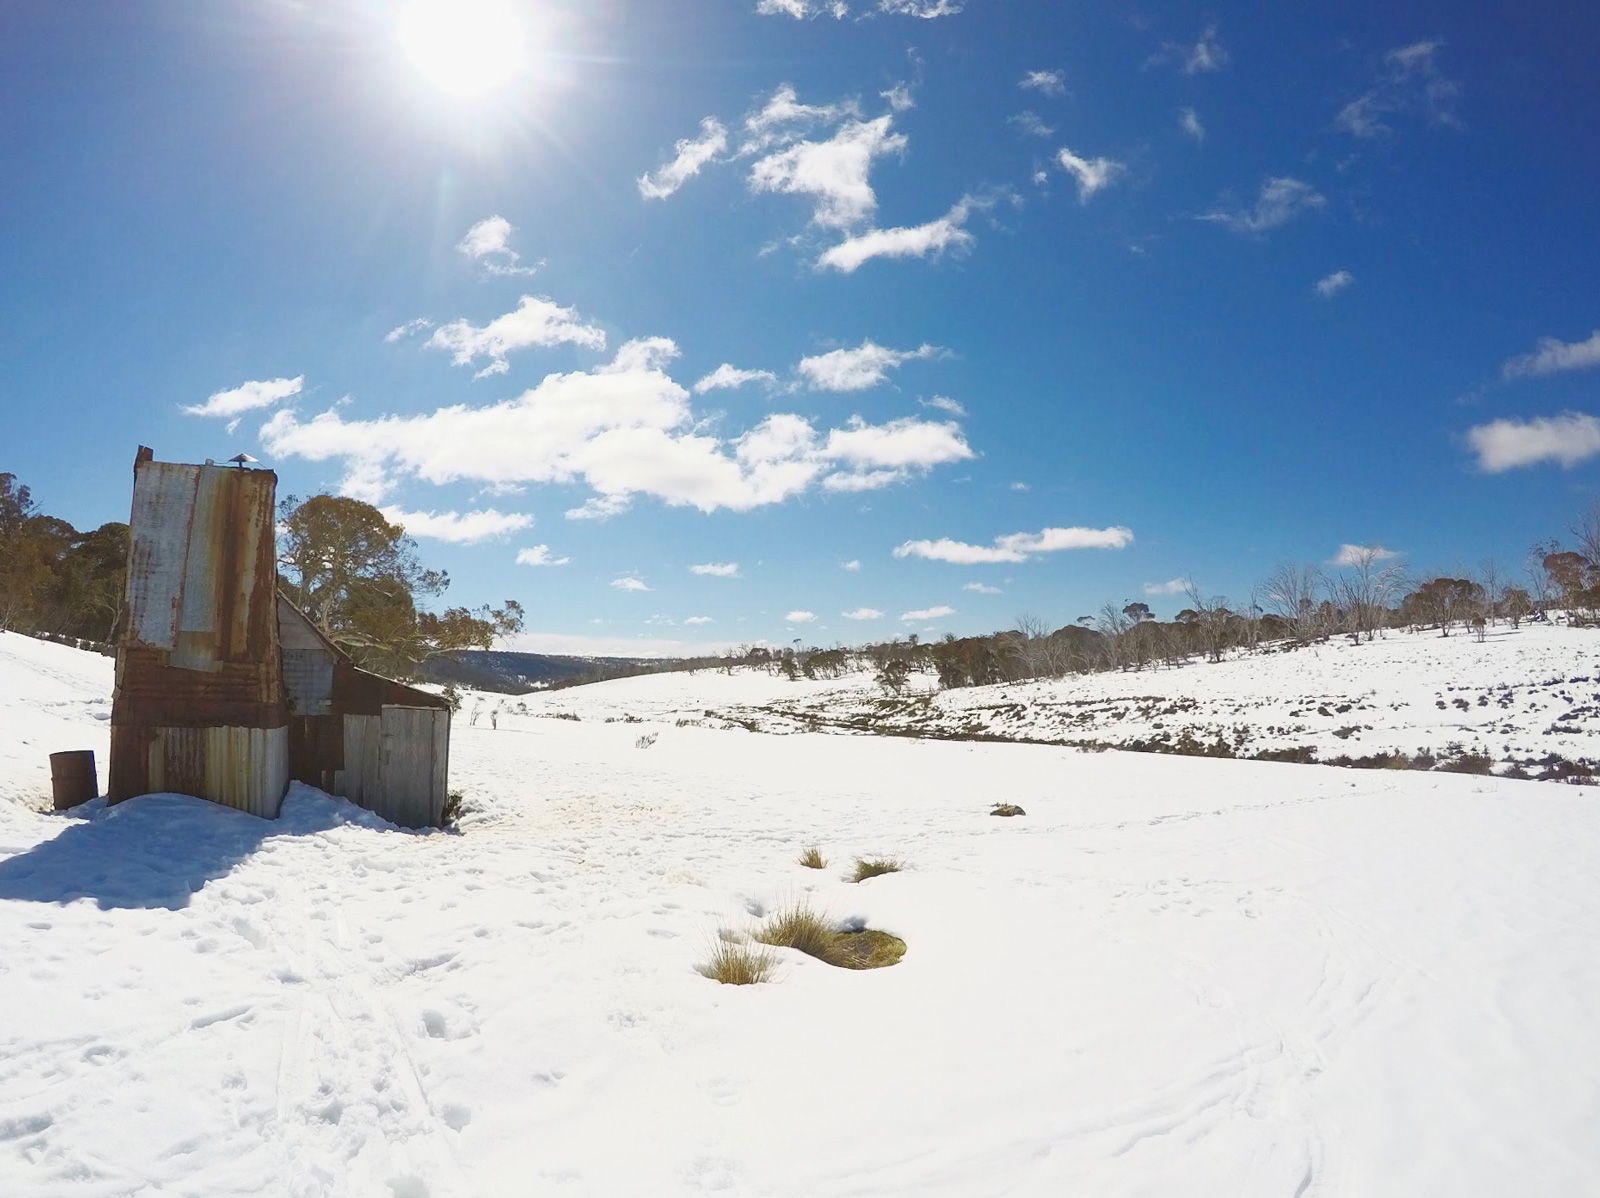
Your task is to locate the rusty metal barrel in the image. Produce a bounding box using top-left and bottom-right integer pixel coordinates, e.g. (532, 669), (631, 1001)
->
(49, 750), (98, 810)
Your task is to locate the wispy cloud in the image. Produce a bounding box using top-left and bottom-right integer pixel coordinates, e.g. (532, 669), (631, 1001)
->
(1337, 39), (1459, 138)
(1149, 24), (1230, 74)
(895, 525), (1134, 564)
(841, 559), (861, 571)
(901, 605), (954, 621)
(1179, 107), (1205, 143)
(785, 609), (817, 623)
(380, 506), (533, 544)
(881, 83), (915, 112)
(694, 363), (778, 393)
(878, 0), (961, 16)
(385, 318), (433, 343)
(962, 582), (1001, 594)
(797, 339), (943, 390)
(638, 118), (729, 199)
(1329, 543), (1400, 567)
(1142, 577), (1189, 596)
(516, 544), (571, 566)
(1502, 330), (1600, 380)
(921, 395), (966, 417)
(612, 577), (652, 592)
(1467, 413), (1600, 472)
(1056, 147), (1124, 202)
(1316, 269), (1355, 297)
(183, 375), (303, 420)
(843, 607), (882, 619)
(458, 216), (539, 276)
(690, 562), (740, 577)
(755, 0), (848, 17)
(816, 198), (978, 273)
(1019, 70), (1065, 97)
(425, 295), (606, 378)
(1009, 111), (1054, 138)
(1201, 177), (1325, 234)
(684, 615), (716, 625)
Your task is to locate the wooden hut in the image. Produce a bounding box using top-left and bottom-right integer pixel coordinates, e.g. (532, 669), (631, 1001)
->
(109, 447), (451, 827)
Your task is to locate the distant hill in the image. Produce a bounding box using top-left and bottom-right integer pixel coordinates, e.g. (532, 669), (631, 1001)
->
(418, 649), (673, 694)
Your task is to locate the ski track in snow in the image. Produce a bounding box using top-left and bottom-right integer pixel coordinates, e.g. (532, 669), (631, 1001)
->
(1, 628), (1598, 1195)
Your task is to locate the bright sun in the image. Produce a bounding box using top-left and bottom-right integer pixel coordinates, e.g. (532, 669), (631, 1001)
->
(398, 0), (526, 99)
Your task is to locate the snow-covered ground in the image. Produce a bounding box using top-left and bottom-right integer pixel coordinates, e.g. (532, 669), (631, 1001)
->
(502, 624), (1600, 775)
(2, 629), (1599, 1196)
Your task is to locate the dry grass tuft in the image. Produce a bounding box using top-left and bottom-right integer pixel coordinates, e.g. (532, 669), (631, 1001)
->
(798, 846), (827, 869)
(852, 857), (903, 883)
(755, 902), (905, 970)
(699, 937), (776, 985)
(990, 802), (1026, 817)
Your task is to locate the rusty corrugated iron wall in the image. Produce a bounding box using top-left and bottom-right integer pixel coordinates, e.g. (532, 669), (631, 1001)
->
(109, 447), (289, 817)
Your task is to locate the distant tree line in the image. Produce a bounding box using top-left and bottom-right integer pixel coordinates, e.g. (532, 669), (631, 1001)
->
(0, 473), (128, 644)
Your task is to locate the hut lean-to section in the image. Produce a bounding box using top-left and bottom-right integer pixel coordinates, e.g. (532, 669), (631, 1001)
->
(109, 447), (451, 827)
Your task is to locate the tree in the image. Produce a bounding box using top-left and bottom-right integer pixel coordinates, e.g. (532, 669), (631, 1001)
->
(276, 494), (523, 679)
(1262, 564), (1324, 643)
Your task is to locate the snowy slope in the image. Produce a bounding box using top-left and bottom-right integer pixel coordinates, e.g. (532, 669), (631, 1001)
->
(546, 625), (1600, 775)
(2, 632), (1599, 1196)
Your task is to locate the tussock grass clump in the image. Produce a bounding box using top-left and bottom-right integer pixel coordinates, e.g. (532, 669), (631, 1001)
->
(852, 857), (903, 883)
(756, 902), (846, 965)
(699, 937), (776, 985)
(798, 846), (827, 869)
(755, 902), (904, 970)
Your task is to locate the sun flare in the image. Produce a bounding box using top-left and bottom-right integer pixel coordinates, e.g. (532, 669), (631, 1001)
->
(398, 0), (526, 99)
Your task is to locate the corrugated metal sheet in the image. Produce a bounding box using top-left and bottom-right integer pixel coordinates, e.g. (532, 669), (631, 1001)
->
(111, 448), (288, 811)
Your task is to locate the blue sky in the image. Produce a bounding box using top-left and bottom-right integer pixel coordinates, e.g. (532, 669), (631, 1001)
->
(4, 0), (1600, 654)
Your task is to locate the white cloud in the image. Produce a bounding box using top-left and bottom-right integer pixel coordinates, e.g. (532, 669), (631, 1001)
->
(612, 577), (651, 592)
(1056, 147), (1124, 202)
(1329, 544), (1400, 567)
(1502, 330), (1600, 380)
(1179, 107), (1205, 143)
(1150, 24), (1230, 74)
(690, 562), (740, 577)
(878, 0), (959, 14)
(881, 83), (915, 112)
(1337, 39), (1459, 138)
(1142, 577), (1190, 596)
(684, 615), (716, 625)
(638, 118), (729, 200)
(962, 582), (1001, 594)
(183, 375), (303, 419)
(741, 85), (858, 154)
(1466, 413), (1600, 473)
(516, 544), (571, 567)
(1201, 177), (1325, 234)
(1009, 111), (1054, 138)
(785, 610), (817, 623)
(1009, 481), (1028, 491)
(260, 335), (969, 516)
(894, 525), (1135, 564)
(755, 0), (847, 17)
(693, 364), (778, 393)
(565, 494), (632, 521)
(922, 395), (966, 417)
(843, 607), (882, 619)
(901, 605), (954, 621)
(749, 116), (906, 230)
(457, 216), (538, 276)
(1316, 270), (1355, 298)
(797, 340), (942, 391)
(1019, 70), (1065, 96)
(425, 295), (607, 378)
(379, 506), (533, 544)
(841, 559), (861, 571)
(817, 197), (978, 273)
(385, 318), (433, 343)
